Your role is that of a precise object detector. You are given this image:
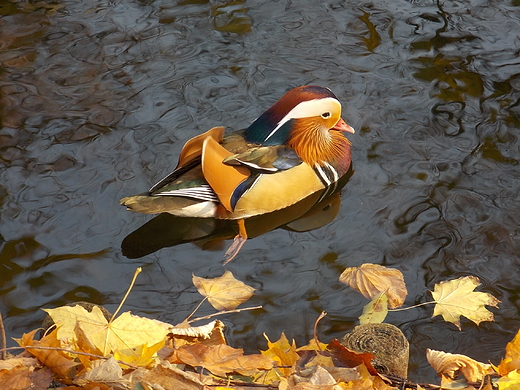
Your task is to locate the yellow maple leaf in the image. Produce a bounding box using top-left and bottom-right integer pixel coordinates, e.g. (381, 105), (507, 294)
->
(339, 263), (407, 309)
(192, 270), (255, 311)
(498, 329), (520, 376)
(427, 348), (495, 382)
(261, 333), (299, 376)
(498, 369), (520, 390)
(44, 305), (168, 365)
(430, 276), (500, 330)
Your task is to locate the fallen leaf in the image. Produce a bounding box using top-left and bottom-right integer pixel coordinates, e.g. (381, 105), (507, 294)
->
(0, 364), (53, 390)
(326, 339), (379, 377)
(168, 320), (227, 349)
(171, 343), (273, 376)
(45, 305), (168, 364)
(192, 270), (255, 311)
(15, 329), (78, 378)
(339, 363), (379, 390)
(426, 348), (495, 382)
(75, 356), (131, 389)
(430, 276), (500, 330)
(288, 365), (338, 387)
(261, 333), (300, 376)
(296, 339), (328, 352)
(339, 263), (407, 309)
(0, 357), (40, 370)
(498, 369), (520, 390)
(114, 339), (165, 367)
(359, 291), (389, 324)
(126, 360), (207, 390)
(498, 328), (520, 376)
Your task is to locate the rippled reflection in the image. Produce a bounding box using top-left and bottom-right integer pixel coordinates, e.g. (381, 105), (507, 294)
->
(122, 171), (352, 259)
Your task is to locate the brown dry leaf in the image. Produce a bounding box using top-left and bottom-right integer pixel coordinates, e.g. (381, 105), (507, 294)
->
(339, 263), (407, 309)
(131, 360), (206, 390)
(171, 343), (273, 376)
(15, 329), (78, 378)
(75, 356), (131, 389)
(0, 366), (34, 390)
(498, 328), (520, 376)
(192, 270), (255, 311)
(168, 320), (227, 349)
(426, 348), (495, 382)
(0, 356), (51, 390)
(0, 357), (40, 370)
(326, 339), (379, 377)
(261, 333), (300, 376)
(430, 276), (500, 330)
(287, 365), (339, 388)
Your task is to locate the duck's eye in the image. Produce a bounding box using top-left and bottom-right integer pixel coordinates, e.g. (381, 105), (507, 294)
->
(321, 112), (331, 118)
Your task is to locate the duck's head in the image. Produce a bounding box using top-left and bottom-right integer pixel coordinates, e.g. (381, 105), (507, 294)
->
(245, 85), (355, 166)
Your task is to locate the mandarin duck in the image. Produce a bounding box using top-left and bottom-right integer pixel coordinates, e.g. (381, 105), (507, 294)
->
(120, 85), (355, 262)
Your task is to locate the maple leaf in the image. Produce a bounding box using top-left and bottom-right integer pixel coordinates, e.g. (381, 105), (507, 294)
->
(192, 270), (255, 311)
(427, 349), (495, 382)
(339, 263), (407, 309)
(15, 329), (78, 378)
(44, 305), (168, 365)
(261, 333), (300, 376)
(430, 276), (500, 330)
(498, 328), (520, 376)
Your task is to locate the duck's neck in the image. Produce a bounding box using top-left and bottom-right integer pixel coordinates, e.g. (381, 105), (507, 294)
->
(288, 124), (352, 177)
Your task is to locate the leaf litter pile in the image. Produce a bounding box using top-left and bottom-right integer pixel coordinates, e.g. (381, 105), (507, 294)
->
(0, 264), (518, 390)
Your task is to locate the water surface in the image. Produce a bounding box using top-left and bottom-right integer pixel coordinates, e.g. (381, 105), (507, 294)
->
(1, 0), (520, 382)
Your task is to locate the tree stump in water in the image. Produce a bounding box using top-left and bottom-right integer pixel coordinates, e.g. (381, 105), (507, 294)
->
(341, 323), (409, 379)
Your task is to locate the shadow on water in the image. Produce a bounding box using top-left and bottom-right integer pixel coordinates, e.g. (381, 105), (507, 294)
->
(122, 170), (353, 259)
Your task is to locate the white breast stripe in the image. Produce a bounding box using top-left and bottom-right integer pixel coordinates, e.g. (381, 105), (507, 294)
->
(315, 164), (332, 187)
(314, 162), (340, 201)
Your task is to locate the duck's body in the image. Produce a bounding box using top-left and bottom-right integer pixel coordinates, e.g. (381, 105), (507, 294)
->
(120, 85), (354, 261)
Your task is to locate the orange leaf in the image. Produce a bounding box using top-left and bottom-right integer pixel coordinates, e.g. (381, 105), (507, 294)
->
(339, 263), (407, 309)
(261, 333), (300, 376)
(0, 366), (33, 390)
(498, 329), (520, 376)
(15, 329), (78, 378)
(326, 339), (379, 377)
(171, 343), (273, 376)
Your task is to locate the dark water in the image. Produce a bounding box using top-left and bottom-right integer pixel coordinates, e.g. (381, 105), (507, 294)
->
(1, 0), (520, 382)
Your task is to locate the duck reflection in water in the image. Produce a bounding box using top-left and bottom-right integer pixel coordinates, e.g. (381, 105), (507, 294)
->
(121, 170), (352, 260)
(120, 86), (355, 262)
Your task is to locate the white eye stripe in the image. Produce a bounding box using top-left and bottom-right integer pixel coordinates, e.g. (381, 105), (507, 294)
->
(264, 97), (341, 142)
